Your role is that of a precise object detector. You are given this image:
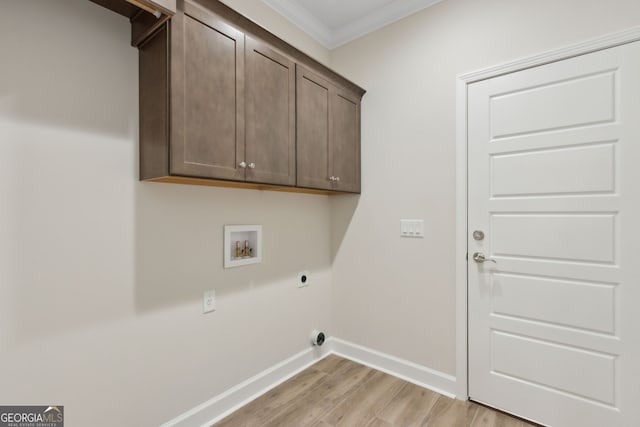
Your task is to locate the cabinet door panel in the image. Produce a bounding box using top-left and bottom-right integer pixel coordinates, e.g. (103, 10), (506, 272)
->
(171, 5), (245, 180)
(296, 66), (330, 190)
(245, 37), (295, 186)
(331, 89), (361, 193)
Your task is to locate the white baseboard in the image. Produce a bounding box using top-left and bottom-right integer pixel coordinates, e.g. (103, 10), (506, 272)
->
(331, 338), (457, 399)
(160, 344), (332, 427)
(161, 337), (457, 427)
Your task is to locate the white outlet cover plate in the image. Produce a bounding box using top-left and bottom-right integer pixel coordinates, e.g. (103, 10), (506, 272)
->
(400, 219), (424, 238)
(203, 290), (216, 314)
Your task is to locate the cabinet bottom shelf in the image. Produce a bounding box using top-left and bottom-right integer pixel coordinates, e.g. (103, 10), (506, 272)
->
(143, 175), (357, 195)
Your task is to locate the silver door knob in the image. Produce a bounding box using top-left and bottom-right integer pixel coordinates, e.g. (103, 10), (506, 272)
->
(239, 161), (247, 168)
(329, 176), (335, 182)
(248, 162), (256, 169)
(335, 176), (340, 182)
(473, 252), (497, 264)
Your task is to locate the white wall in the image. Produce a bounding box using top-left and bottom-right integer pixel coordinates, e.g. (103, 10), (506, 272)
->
(0, 1), (332, 426)
(5, 0), (640, 425)
(330, 0), (640, 376)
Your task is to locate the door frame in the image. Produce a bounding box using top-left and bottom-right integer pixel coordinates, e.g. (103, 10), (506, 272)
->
(454, 26), (640, 400)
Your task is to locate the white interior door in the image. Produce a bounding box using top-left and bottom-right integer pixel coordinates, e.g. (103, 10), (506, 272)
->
(468, 41), (640, 427)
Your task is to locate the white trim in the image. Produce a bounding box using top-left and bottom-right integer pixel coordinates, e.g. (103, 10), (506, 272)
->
(332, 338), (456, 398)
(454, 75), (469, 400)
(261, 0), (333, 48)
(328, 0), (443, 49)
(262, 0), (442, 49)
(455, 25), (640, 401)
(459, 26), (640, 84)
(160, 344), (332, 427)
(161, 337), (458, 426)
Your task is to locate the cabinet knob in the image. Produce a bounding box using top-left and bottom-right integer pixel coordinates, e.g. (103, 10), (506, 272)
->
(335, 176), (340, 182)
(239, 161), (247, 169)
(248, 162), (256, 169)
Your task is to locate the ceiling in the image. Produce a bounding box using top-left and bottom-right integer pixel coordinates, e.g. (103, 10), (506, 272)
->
(262, 0), (443, 49)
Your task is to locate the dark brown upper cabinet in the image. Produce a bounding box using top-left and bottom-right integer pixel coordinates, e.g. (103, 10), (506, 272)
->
(245, 37), (296, 186)
(297, 65), (361, 193)
(173, 5), (246, 181)
(139, 0), (364, 194)
(139, 4), (244, 182)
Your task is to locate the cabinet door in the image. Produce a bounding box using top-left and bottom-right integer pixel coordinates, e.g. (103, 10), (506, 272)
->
(296, 66), (331, 190)
(245, 37), (295, 186)
(170, 3), (245, 180)
(297, 65), (362, 193)
(330, 87), (361, 193)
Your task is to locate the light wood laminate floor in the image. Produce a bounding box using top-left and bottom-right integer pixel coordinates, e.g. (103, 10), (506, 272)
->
(214, 355), (537, 427)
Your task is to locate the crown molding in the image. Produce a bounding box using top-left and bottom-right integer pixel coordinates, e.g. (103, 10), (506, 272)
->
(263, 0), (442, 49)
(262, 0), (333, 47)
(330, 0), (442, 49)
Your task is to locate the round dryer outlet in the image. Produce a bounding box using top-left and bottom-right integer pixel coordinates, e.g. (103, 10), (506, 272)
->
(297, 271), (309, 288)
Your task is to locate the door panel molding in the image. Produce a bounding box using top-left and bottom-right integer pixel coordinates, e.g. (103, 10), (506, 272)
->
(455, 25), (640, 402)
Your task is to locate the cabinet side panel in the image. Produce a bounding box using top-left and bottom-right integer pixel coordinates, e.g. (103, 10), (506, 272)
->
(296, 67), (330, 190)
(331, 90), (361, 193)
(139, 24), (170, 180)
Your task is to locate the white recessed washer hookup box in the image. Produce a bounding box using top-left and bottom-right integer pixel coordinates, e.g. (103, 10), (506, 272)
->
(224, 225), (262, 268)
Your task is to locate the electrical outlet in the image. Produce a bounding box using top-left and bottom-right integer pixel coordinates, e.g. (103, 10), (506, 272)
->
(203, 290), (216, 314)
(297, 271), (309, 288)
